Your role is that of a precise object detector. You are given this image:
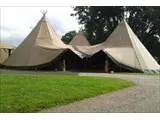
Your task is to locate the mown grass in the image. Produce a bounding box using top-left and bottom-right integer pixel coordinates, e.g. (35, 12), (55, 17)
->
(0, 74), (134, 113)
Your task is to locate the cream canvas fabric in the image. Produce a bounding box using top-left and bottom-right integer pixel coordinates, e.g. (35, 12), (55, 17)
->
(69, 31), (96, 57)
(0, 41), (15, 64)
(4, 14), (82, 66)
(69, 32), (90, 46)
(103, 20), (160, 73)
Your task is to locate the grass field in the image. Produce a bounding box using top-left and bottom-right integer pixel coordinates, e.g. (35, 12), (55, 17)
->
(0, 74), (134, 113)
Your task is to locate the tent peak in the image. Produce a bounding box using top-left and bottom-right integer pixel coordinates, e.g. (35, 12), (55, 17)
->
(120, 19), (127, 24)
(41, 10), (48, 16)
(78, 27), (84, 35)
(40, 10), (48, 22)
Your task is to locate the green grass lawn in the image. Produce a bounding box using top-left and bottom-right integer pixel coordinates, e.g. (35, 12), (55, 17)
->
(0, 74), (134, 113)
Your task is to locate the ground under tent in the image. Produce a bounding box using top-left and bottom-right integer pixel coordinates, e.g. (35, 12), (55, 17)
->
(85, 50), (142, 73)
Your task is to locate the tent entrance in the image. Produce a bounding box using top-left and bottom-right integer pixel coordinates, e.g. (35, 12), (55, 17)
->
(86, 50), (109, 72)
(36, 50), (84, 71)
(62, 50), (84, 71)
(86, 50), (133, 73)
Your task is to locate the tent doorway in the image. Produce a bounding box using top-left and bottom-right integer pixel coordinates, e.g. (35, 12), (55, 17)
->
(86, 50), (132, 73)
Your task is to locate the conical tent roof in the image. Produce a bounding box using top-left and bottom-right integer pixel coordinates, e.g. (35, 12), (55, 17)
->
(69, 31), (90, 46)
(0, 41), (15, 64)
(4, 14), (71, 66)
(103, 20), (159, 73)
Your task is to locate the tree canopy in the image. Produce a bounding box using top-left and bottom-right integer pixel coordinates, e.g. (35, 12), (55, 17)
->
(61, 30), (77, 44)
(61, 29), (89, 44)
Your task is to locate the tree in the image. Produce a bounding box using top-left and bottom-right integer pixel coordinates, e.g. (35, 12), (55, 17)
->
(71, 6), (160, 57)
(125, 6), (160, 57)
(61, 30), (77, 44)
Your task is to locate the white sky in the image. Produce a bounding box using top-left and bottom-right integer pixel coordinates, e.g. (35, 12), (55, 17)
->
(1, 7), (80, 46)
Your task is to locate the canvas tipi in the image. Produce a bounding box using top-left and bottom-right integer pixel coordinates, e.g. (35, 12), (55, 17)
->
(69, 30), (90, 46)
(102, 20), (160, 73)
(4, 12), (82, 69)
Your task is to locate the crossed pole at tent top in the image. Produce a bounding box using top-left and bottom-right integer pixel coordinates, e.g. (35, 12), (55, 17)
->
(41, 10), (48, 15)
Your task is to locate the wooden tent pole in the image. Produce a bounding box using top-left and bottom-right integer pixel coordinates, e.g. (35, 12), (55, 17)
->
(104, 59), (108, 73)
(62, 59), (66, 71)
(8, 49), (11, 56)
(84, 58), (87, 70)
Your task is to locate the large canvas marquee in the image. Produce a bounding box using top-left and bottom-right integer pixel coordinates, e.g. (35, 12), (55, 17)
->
(3, 13), (160, 73)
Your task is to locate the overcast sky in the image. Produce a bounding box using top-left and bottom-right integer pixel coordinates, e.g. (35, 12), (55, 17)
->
(1, 7), (81, 47)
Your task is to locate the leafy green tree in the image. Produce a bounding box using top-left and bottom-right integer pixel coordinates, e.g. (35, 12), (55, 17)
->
(61, 30), (77, 44)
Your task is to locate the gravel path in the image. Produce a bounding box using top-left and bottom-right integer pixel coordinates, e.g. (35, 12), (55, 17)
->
(39, 73), (160, 113)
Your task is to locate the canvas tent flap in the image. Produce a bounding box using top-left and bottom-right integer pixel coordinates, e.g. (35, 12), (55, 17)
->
(27, 46), (64, 66)
(103, 47), (141, 70)
(102, 49), (142, 72)
(39, 44), (85, 59)
(72, 45), (102, 57)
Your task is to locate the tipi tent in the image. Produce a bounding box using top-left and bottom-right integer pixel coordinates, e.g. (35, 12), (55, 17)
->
(4, 13), (83, 69)
(0, 41), (16, 64)
(102, 20), (160, 73)
(69, 31), (90, 46)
